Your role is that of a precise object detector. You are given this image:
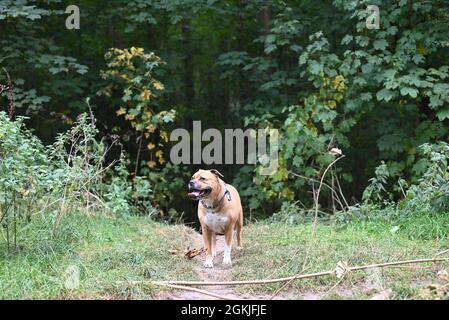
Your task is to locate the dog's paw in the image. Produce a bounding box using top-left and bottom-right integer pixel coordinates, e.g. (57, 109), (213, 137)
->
(236, 246), (243, 251)
(222, 256), (232, 265)
(211, 251), (217, 257)
(203, 259), (214, 268)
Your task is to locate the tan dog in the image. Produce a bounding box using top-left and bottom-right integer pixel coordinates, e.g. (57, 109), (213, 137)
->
(188, 169), (243, 268)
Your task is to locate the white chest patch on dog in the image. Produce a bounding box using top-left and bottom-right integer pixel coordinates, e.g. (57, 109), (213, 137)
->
(204, 211), (229, 234)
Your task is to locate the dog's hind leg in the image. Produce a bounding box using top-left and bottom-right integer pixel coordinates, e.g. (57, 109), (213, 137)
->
(235, 210), (243, 250)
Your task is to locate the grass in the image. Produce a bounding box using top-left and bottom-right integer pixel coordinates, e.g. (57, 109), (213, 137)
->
(0, 212), (199, 299)
(232, 217), (449, 299)
(0, 210), (448, 299)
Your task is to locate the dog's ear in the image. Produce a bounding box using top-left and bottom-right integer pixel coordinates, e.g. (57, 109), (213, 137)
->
(210, 169), (224, 178)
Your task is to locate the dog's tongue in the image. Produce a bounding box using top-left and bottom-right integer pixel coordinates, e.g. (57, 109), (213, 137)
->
(188, 191), (200, 199)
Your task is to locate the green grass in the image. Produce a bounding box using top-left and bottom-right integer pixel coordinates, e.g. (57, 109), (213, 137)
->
(0, 213), (199, 299)
(232, 218), (449, 299)
(1, 211), (448, 299)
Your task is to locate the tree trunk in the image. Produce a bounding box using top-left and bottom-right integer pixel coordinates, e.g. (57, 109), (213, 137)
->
(182, 18), (195, 110)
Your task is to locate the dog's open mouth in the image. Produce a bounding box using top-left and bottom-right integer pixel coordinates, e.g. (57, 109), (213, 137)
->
(187, 187), (212, 200)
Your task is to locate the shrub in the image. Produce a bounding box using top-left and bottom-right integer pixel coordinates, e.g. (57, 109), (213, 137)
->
(336, 142), (449, 240)
(0, 111), (156, 253)
(0, 112), (52, 250)
(403, 142), (449, 212)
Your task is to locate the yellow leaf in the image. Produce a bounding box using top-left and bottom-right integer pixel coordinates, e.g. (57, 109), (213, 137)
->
(147, 143), (156, 150)
(153, 81), (164, 91)
(160, 131), (168, 142)
(147, 124), (156, 133)
(116, 108), (126, 116)
(328, 100), (337, 108)
(144, 111), (153, 119)
(140, 89), (152, 101)
(125, 114), (135, 121)
(147, 160), (157, 168)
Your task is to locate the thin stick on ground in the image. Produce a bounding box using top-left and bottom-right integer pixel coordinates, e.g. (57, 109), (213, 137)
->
(148, 257), (448, 287)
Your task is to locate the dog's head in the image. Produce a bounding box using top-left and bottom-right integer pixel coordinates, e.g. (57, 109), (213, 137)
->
(187, 169), (224, 201)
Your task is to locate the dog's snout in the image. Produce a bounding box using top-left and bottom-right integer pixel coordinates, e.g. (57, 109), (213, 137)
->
(189, 180), (195, 187)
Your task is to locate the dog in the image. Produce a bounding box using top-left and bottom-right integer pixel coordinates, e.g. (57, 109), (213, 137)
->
(187, 169), (243, 268)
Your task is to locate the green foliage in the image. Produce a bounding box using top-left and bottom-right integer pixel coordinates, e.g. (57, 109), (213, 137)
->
(222, 0), (449, 215)
(270, 201), (316, 225)
(0, 111), (54, 250)
(0, 112), (50, 194)
(48, 112), (107, 196)
(0, 112), (52, 242)
(362, 161), (392, 204)
(104, 154), (156, 217)
(146, 163), (191, 221)
(337, 142), (449, 241)
(0, 110), (156, 252)
(404, 142), (449, 211)
(0, 0), (88, 122)
(1, 0), (448, 221)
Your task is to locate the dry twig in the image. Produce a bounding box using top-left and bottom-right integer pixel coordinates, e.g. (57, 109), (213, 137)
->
(149, 257), (449, 287)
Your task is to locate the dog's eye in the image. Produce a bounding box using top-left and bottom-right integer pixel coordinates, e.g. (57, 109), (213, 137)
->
(200, 177), (206, 181)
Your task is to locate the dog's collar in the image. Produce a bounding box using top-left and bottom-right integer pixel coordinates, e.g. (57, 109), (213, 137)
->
(201, 186), (232, 210)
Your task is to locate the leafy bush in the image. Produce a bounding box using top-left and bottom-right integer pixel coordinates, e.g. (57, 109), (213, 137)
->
(0, 111), (156, 253)
(270, 201), (317, 224)
(361, 161), (393, 205)
(404, 142), (449, 211)
(336, 142), (449, 239)
(98, 47), (175, 170)
(0, 112), (52, 250)
(104, 154), (156, 217)
(146, 163), (191, 222)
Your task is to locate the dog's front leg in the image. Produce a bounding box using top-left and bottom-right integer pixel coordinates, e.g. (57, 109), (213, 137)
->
(202, 226), (214, 268)
(211, 233), (217, 257)
(223, 228), (233, 265)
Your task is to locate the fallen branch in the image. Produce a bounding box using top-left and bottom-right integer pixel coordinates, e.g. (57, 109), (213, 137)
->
(153, 270), (332, 286)
(150, 257), (449, 287)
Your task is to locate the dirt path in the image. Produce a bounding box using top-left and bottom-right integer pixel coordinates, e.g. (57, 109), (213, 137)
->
(168, 233), (274, 300)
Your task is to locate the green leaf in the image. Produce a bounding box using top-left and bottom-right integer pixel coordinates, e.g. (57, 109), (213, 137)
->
(400, 87), (419, 98)
(376, 89), (395, 102)
(264, 44), (277, 54)
(373, 39), (388, 50)
(309, 61), (323, 75)
(436, 109), (449, 121)
(265, 34), (276, 44)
